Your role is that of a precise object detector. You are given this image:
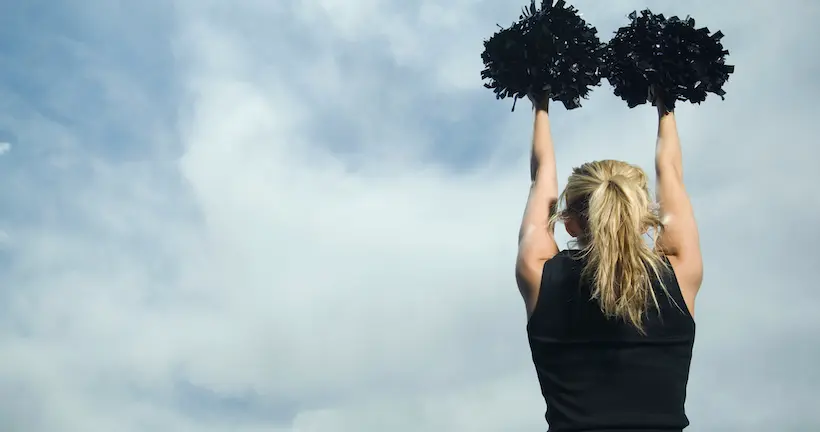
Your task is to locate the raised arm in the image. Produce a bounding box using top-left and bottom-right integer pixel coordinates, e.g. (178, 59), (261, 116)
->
(515, 98), (560, 316)
(654, 102), (703, 312)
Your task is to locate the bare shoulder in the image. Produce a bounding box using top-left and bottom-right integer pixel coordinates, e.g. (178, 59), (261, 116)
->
(516, 217), (559, 316)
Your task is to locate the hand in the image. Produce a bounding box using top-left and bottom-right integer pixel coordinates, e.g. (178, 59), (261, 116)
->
(649, 85), (669, 114)
(528, 93), (549, 112)
(648, 85), (659, 105)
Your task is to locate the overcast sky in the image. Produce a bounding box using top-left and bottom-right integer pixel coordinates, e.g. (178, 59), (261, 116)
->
(0, 0), (818, 431)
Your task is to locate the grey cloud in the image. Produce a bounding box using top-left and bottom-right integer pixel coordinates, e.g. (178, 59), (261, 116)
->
(0, 0), (818, 431)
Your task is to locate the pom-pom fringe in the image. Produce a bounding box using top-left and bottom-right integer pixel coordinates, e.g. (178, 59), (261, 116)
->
(603, 10), (736, 112)
(480, 0), (605, 111)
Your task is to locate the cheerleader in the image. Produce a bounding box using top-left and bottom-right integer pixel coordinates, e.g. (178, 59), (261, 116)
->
(515, 95), (702, 431)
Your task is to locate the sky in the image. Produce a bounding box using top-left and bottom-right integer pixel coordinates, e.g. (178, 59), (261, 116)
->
(0, 0), (818, 431)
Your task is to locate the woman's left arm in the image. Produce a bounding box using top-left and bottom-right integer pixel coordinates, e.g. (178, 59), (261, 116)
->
(515, 98), (560, 316)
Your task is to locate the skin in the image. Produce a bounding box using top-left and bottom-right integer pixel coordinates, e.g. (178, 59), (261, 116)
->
(514, 96), (703, 320)
(652, 101), (703, 317)
(515, 96), (560, 317)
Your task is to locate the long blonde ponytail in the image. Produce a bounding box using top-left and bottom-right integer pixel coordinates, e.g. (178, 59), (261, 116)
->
(553, 160), (668, 333)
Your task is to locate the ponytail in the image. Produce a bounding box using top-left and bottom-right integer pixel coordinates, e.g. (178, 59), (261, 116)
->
(559, 162), (668, 333)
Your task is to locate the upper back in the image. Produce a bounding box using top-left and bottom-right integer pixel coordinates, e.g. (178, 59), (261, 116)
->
(527, 249), (695, 431)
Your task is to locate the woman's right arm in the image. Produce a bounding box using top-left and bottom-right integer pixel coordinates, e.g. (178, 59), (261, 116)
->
(516, 98), (560, 317)
(655, 102), (703, 311)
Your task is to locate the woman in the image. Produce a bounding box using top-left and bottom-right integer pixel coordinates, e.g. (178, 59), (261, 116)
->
(515, 94), (702, 431)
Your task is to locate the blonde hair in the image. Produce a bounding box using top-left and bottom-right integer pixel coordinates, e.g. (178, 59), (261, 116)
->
(550, 160), (669, 333)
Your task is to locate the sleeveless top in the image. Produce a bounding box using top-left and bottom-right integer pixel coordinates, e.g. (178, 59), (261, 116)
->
(527, 249), (695, 432)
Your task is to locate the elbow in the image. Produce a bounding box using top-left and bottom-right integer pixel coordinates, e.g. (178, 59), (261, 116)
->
(655, 159), (683, 181)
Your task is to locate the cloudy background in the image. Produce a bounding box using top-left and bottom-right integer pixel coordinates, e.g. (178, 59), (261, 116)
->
(0, 0), (818, 431)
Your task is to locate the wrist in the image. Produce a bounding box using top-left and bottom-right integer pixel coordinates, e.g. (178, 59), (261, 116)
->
(533, 99), (549, 113)
(656, 102), (671, 117)
(534, 107), (550, 121)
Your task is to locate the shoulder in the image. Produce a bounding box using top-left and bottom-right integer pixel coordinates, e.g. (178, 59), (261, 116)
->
(523, 249), (579, 318)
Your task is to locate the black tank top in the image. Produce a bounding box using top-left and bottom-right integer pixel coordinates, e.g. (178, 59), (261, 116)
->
(527, 250), (695, 432)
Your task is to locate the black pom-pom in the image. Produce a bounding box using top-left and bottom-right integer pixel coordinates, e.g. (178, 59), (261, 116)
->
(603, 10), (735, 112)
(481, 0), (604, 111)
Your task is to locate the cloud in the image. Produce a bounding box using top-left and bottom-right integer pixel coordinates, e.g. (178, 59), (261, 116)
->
(0, 0), (818, 431)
